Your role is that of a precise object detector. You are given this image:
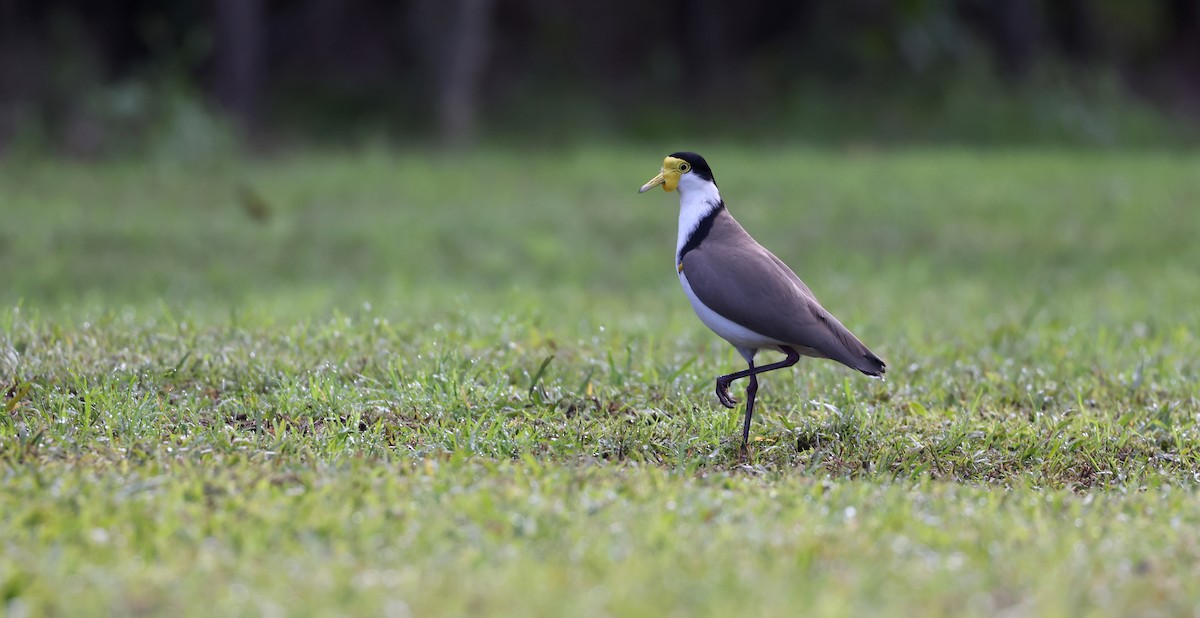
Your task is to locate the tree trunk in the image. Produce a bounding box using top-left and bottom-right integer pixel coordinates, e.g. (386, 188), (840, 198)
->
(684, 0), (733, 101)
(1165, 0), (1200, 98)
(437, 0), (496, 147)
(213, 0), (265, 134)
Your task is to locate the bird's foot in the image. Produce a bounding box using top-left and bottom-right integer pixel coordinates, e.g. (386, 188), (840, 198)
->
(715, 379), (738, 408)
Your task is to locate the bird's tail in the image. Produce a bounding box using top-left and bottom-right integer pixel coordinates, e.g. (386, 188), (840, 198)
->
(856, 351), (886, 377)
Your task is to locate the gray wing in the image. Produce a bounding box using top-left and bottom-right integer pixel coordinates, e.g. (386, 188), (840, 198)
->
(682, 216), (885, 376)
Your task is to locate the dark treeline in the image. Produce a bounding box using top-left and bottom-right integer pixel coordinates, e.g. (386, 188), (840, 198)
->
(1, 0), (1198, 152)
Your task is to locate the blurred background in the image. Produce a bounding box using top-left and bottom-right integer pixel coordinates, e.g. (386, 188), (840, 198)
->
(3, 0), (1199, 318)
(2, 0), (1199, 156)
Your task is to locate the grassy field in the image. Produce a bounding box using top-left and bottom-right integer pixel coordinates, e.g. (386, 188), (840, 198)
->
(2, 146), (1199, 616)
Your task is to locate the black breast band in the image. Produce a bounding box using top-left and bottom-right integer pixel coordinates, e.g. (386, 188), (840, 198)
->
(677, 201), (726, 264)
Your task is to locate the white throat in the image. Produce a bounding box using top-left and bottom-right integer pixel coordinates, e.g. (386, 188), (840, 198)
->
(675, 176), (723, 257)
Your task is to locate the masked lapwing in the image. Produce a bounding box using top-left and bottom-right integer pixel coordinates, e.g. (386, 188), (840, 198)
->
(639, 152), (885, 448)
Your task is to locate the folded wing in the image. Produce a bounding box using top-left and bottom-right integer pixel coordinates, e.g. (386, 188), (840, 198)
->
(681, 211), (886, 376)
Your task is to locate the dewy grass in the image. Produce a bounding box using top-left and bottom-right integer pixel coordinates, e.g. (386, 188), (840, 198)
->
(2, 146), (1199, 616)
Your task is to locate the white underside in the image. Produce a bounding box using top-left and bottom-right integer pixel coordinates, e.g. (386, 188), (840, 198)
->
(679, 271), (786, 354)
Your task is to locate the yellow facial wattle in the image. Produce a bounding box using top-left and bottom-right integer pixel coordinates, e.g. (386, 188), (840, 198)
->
(638, 156), (687, 193)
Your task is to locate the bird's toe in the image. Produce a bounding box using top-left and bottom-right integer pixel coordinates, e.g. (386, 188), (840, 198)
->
(715, 382), (738, 408)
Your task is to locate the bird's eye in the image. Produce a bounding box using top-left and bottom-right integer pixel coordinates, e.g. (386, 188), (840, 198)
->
(679, 162), (691, 172)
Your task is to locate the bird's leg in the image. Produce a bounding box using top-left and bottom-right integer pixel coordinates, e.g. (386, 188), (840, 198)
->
(714, 344), (801, 411)
(742, 372), (759, 448)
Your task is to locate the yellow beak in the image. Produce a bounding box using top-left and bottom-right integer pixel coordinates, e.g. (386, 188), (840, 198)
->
(638, 171), (666, 193)
(638, 157), (686, 193)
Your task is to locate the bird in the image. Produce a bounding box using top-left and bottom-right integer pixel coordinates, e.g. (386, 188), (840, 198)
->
(638, 152), (885, 449)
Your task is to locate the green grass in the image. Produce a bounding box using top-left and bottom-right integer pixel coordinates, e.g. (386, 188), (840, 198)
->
(2, 146), (1199, 616)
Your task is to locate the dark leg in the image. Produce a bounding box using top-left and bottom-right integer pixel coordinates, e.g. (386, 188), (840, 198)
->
(742, 372), (759, 447)
(713, 346), (801, 448)
(715, 345), (801, 409)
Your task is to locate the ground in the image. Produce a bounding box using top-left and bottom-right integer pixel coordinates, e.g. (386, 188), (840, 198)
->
(2, 146), (1199, 616)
